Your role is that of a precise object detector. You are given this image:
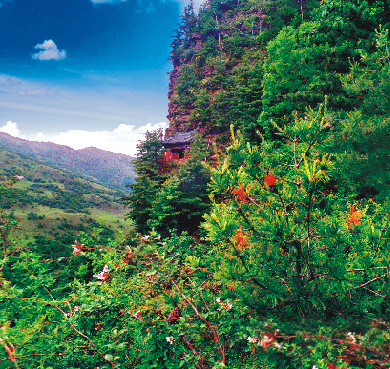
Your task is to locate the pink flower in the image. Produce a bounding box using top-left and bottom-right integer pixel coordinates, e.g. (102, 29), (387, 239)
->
(93, 265), (110, 281)
(220, 302), (233, 311)
(72, 240), (84, 256)
(216, 297), (233, 311)
(13, 175), (24, 180)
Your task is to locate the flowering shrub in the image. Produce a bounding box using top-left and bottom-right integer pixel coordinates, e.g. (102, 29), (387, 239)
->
(93, 264), (110, 281)
(202, 106), (390, 367)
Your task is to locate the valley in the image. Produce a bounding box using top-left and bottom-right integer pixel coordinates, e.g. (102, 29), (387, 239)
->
(0, 148), (133, 246)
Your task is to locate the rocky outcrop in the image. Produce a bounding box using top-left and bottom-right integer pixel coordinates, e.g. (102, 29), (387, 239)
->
(165, 0), (271, 139)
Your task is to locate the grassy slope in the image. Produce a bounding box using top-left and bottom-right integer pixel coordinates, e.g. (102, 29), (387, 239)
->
(1, 148), (133, 245)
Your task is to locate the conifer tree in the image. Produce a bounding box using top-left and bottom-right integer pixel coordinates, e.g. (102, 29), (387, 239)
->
(148, 133), (211, 236)
(123, 130), (165, 234)
(328, 26), (390, 198)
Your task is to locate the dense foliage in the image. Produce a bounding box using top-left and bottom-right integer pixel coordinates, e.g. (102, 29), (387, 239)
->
(124, 131), (212, 237)
(123, 130), (166, 235)
(167, 0), (390, 142)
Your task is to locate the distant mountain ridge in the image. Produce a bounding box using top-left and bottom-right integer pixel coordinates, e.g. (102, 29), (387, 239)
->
(0, 132), (136, 192)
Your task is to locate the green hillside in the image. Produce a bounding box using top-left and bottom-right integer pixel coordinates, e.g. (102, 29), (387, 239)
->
(0, 132), (136, 192)
(0, 148), (132, 245)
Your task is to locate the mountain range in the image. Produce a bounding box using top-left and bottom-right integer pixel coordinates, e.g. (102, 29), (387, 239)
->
(0, 132), (136, 192)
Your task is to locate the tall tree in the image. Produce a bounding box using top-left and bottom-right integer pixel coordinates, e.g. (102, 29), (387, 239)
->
(123, 130), (165, 234)
(170, 0), (198, 66)
(148, 133), (211, 237)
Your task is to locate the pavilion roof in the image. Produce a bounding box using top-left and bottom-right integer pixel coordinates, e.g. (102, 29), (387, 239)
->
(162, 131), (196, 147)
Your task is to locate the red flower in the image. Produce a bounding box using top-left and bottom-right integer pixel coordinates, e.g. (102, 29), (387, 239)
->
(232, 185), (248, 204)
(260, 331), (278, 351)
(264, 174), (276, 186)
(327, 364), (339, 369)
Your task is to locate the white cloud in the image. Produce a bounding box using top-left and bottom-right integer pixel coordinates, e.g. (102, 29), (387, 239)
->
(1, 121), (168, 156)
(32, 39), (67, 61)
(33, 122), (168, 156)
(0, 121), (25, 138)
(18, 89), (46, 96)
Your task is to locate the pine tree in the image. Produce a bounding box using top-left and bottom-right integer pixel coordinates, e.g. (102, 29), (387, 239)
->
(329, 26), (390, 198)
(148, 133), (211, 236)
(123, 130), (165, 234)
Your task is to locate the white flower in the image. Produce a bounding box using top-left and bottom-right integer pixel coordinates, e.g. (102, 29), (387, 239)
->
(247, 336), (258, 343)
(262, 335), (272, 343)
(216, 297), (233, 311)
(312, 366), (319, 369)
(13, 175), (24, 180)
(166, 336), (174, 344)
(72, 241), (84, 256)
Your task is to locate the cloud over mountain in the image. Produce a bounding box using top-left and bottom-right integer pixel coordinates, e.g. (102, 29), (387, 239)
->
(34, 122), (168, 156)
(32, 40), (67, 61)
(1, 121), (168, 156)
(0, 121), (25, 138)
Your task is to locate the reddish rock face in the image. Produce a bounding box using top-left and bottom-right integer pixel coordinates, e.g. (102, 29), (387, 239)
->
(165, 4), (267, 141)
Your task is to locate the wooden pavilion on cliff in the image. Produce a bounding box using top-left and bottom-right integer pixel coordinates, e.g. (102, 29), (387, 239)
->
(162, 131), (196, 162)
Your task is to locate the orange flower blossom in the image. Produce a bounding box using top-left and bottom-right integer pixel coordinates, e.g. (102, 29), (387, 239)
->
(232, 185), (248, 204)
(72, 240), (85, 256)
(264, 174), (276, 186)
(234, 224), (250, 250)
(347, 205), (364, 228)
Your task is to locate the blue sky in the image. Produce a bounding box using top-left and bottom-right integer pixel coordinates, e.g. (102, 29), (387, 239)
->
(0, 0), (204, 155)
